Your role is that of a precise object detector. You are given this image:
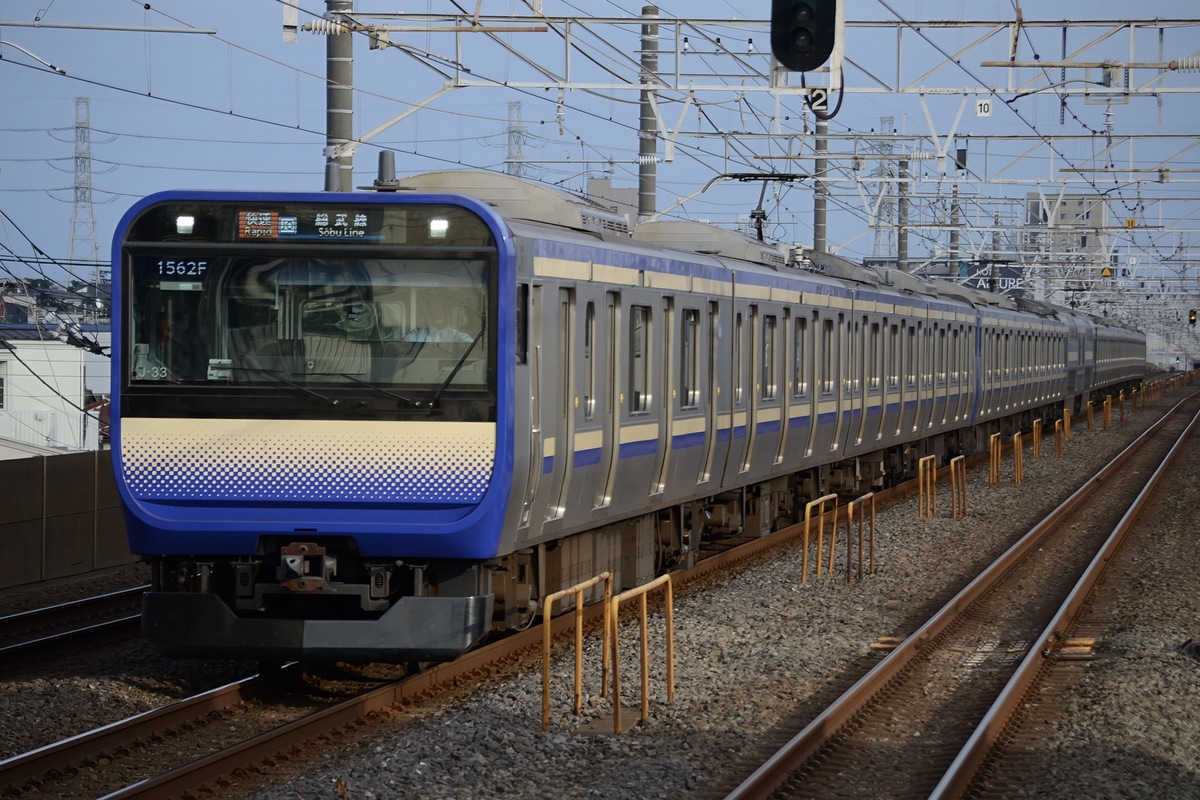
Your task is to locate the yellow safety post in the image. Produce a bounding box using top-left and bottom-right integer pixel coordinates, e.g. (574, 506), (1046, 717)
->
(1086, 401), (1095, 430)
(542, 572), (613, 732)
(845, 492), (877, 585)
(950, 455), (967, 519)
(1055, 419), (1063, 458)
(989, 433), (1001, 485)
(1032, 419), (1042, 460)
(1064, 408), (1072, 442)
(1012, 432), (1023, 487)
(1103, 396), (1112, 430)
(802, 494), (839, 581)
(609, 574), (674, 735)
(1118, 390), (1126, 422)
(918, 455), (937, 519)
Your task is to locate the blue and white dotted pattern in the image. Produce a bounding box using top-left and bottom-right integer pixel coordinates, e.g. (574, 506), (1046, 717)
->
(120, 419), (496, 503)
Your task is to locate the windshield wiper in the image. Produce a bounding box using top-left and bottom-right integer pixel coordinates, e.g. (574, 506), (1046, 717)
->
(227, 366), (344, 407)
(427, 324), (486, 409)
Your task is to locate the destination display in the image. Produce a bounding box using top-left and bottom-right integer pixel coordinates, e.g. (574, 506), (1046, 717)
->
(236, 209), (376, 241)
(124, 199), (497, 250)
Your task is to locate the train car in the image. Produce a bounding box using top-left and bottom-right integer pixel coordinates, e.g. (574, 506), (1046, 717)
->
(110, 170), (1146, 663)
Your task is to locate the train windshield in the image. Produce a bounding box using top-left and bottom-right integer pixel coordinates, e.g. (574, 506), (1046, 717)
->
(120, 199), (498, 419)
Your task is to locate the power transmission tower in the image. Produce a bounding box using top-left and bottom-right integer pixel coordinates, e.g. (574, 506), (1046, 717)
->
(68, 97), (100, 286)
(505, 101), (528, 178)
(870, 116), (897, 262)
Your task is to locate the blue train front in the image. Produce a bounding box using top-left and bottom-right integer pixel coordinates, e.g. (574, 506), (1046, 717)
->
(112, 191), (517, 661)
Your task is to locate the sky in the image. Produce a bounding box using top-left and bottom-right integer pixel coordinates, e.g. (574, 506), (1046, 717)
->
(2, 1), (1199, 293)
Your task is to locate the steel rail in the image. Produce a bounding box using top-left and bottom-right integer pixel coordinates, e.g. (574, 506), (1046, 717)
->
(0, 672), (269, 794)
(930, 402), (1200, 798)
(723, 390), (1198, 800)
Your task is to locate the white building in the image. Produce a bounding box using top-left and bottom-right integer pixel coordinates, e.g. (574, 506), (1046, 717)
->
(0, 326), (110, 457)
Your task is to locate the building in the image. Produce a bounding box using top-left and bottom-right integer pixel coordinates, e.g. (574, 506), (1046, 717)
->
(0, 322), (110, 457)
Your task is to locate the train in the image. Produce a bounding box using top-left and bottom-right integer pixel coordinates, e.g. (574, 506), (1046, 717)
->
(109, 169), (1146, 663)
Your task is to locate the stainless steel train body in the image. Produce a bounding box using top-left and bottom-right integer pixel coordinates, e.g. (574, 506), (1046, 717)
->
(111, 171), (1146, 662)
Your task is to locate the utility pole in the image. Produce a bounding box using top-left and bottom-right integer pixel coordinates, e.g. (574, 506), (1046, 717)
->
(813, 118), (828, 252)
(324, 0), (354, 191)
(638, 5), (659, 222)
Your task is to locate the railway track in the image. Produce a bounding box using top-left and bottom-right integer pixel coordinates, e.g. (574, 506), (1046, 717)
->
(0, 587), (144, 662)
(723, 392), (1200, 800)
(0, 386), (1190, 798)
(0, 466), (926, 797)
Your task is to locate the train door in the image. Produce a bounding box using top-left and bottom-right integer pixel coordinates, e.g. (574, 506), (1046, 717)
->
(978, 326), (992, 416)
(920, 321), (935, 431)
(852, 316), (869, 448)
(651, 298), (674, 494)
(1000, 331), (1012, 411)
(518, 283), (545, 532)
(699, 300), (721, 484)
(732, 306), (751, 474)
(935, 325), (948, 425)
(901, 320), (918, 434)
(948, 326), (962, 423)
(885, 320), (900, 438)
(877, 320), (893, 441)
(818, 312), (844, 455)
(803, 311), (821, 457)
(773, 309), (790, 465)
(791, 314), (815, 460)
(595, 292), (621, 508)
(544, 287), (574, 521)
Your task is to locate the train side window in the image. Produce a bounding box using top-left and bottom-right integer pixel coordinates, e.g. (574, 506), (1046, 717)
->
(950, 328), (960, 385)
(630, 305), (651, 413)
(866, 321), (879, 391)
(584, 301), (596, 420)
(936, 326), (945, 386)
(887, 323), (899, 389)
(793, 316), (809, 398)
(516, 283), (529, 365)
(762, 314), (778, 401)
(681, 308), (699, 409)
(905, 323), (917, 389)
(821, 317), (835, 395)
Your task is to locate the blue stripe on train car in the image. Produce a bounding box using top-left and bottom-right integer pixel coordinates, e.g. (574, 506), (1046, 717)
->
(619, 439), (659, 459)
(671, 430), (706, 450)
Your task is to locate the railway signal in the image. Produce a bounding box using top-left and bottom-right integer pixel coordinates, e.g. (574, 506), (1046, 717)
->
(770, 0), (838, 72)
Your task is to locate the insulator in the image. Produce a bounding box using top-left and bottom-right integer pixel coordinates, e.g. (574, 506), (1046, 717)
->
(1171, 57), (1200, 73)
(637, 155), (661, 165)
(302, 19), (352, 35)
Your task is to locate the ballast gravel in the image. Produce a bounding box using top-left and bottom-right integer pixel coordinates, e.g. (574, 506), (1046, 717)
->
(1, 395), (1197, 800)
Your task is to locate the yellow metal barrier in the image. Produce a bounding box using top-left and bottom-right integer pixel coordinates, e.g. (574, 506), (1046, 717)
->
(542, 572), (613, 732)
(1012, 432), (1023, 487)
(1086, 401), (1095, 430)
(1032, 419), (1042, 460)
(1064, 408), (1072, 441)
(1103, 396), (1112, 430)
(609, 574), (674, 735)
(1118, 390), (1126, 422)
(802, 494), (839, 582)
(950, 455), (968, 519)
(1055, 419), (1063, 459)
(918, 454), (937, 519)
(989, 432), (1001, 485)
(845, 493), (876, 584)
